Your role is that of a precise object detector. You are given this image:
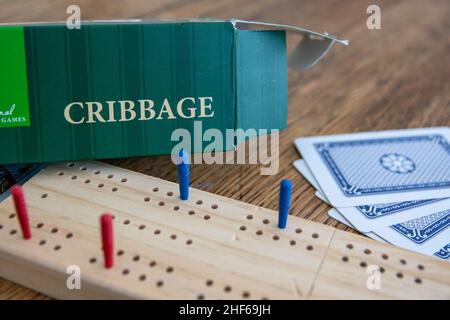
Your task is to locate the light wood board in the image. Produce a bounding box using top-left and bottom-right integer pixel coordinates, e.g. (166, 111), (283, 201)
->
(0, 161), (448, 299)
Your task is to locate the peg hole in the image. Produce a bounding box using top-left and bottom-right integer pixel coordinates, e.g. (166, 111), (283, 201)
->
(133, 255), (140, 262)
(80, 166), (87, 171)
(58, 172), (64, 176)
(170, 234), (177, 240)
(380, 267), (385, 273)
(117, 250), (125, 256)
(188, 210), (195, 215)
(415, 278), (422, 284)
(206, 280), (213, 286)
(295, 228), (302, 234)
(246, 215), (253, 220)
(158, 201), (165, 206)
(37, 223), (44, 228)
(256, 230), (263, 236)
(166, 191), (173, 196)
(242, 292), (250, 298)
(240, 226), (247, 231)
(211, 204), (218, 209)
(121, 178), (127, 183)
(0, 225), (3, 230)
(312, 233), (319, 239)
(346, 243), (354, 250)
(399, 259), (407, 265)
(360, 261), (367, 268)
(396, 272), (403, 279)
(144, 197), (150, 202)
(94, 170), (101, 175)
(156, 280), (164, 287)
(173, 206), (180, 211)
(66, 233), (73, 239)
(41, 193), (48, 198)
(364, 249), (371, 255)
(290, 240), (296, 246)
(342, 256), (349, 262)
(263, 219), (270, 224)
(10, 229), (17, 235)
(306, 245), (314, 251)
(107, 174), (114, 179)
(112, 187), (118, 192)
(152, 187), (159, 192)
(381, 254), (389, 260)
(186, 239), (193, 245)
(166, 267), (174, 273)
(84, 179), (91, 184)
(39, 240), (46, 246)
(89, 257), (97, 264)
(97, 183), (104, 188)
(54, 245), (61, 251)
(272, 235), (280, 241)
(51, 228), (58, 233)
(139, 275), (146, 282)
(139, 225), (145, 230)
(197, 294), (205, 300)
(67, 163), (75, 167)
(224, 286), (232, 293)
(203, 215), (211, 220)
(122, 269), (130, 275)
(123, 220), (130, 225)
(149, 261), (156, 267)
(154, 229), (161, 235)
(196, 200), (203, 205)
(417, 264), (425, 271)
(71, 176), (77, 180)
(9, 213), (15, 219)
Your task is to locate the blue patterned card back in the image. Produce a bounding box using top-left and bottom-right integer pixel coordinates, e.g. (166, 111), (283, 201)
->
(314, 135), (450, 197)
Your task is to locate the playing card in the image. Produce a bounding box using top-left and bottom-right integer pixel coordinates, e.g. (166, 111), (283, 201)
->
(295, 127), (450, 207)
(328, 208), (386, 243)
(433, 243), (450, 260)
(293, 160), (329, 202)
(373, 209), (450, 257)
(294, 159), (450, 231)
(335, 198), (450, 232)
(329, 208), (449, 260)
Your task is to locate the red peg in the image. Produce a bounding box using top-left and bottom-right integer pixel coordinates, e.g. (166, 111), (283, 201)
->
(11, 185), (31, 239)
(100, 214), (114, 269)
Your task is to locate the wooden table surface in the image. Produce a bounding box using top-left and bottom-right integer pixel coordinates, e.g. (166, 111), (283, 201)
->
(1, 0), (449, 299)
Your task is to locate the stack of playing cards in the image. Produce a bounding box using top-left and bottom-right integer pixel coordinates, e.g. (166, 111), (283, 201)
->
(293, 127), (450, 260)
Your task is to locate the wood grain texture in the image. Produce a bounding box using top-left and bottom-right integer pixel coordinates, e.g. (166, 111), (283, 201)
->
(0, 0), (449, 299)
(0, 161), (448, 299)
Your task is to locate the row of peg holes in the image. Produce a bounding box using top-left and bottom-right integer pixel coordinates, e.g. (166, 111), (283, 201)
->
(60, 164), (127, 191)
(202, 279), (257, 300)
(343, 243), (424, 284)
(242, 215), (317, 250)
(115, 216), (193, 246)
(142, 197), (212, 220)
(89, 249), (175, 288)
(5, 215), (73, 238)
(1, 217), (70, 252)
(63, 165), (219, 213)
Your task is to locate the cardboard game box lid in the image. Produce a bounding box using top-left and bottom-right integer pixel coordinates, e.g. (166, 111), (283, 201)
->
(0, 19), (347, 165)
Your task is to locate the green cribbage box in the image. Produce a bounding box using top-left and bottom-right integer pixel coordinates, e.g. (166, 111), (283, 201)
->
(0, 19), (346, 164)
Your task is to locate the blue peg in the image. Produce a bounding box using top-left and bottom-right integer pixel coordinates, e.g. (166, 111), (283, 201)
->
(278, 179), (292, 229)
(177, 149), (189, 200)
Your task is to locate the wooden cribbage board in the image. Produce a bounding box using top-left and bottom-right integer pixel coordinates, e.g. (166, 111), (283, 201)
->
(0, 161), (448, 300)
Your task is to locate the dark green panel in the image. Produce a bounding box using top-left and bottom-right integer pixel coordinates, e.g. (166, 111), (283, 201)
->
(235, 30), (287, 139)
(89, 25), (123, 157)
